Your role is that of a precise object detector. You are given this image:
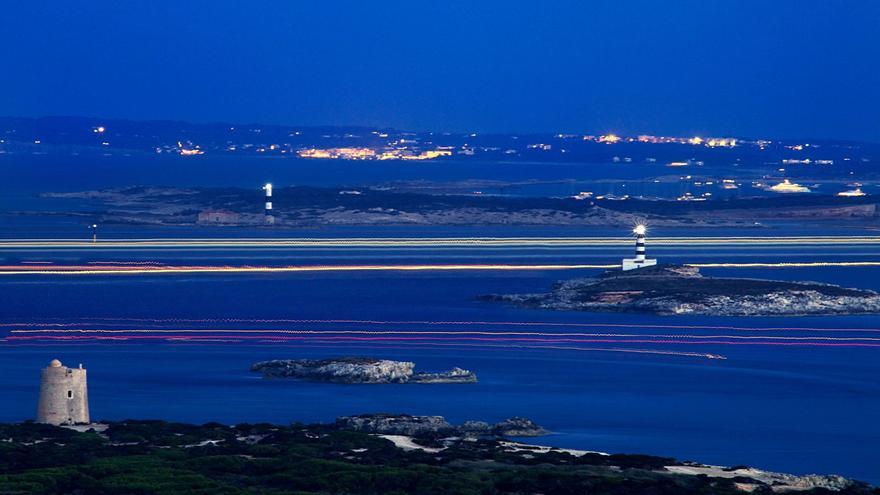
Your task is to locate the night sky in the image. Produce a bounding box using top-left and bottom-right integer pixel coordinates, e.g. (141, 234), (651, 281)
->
(3, 1), (879, 141)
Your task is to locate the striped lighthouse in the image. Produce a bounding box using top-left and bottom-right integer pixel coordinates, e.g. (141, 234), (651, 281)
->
(622, 224), (657, 271)
(634, 225), (646, 261)
(263, 183), (274, 225)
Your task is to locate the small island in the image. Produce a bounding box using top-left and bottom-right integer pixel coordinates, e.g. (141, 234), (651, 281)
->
(482, 265), (880, 316)
(251, 357), (477, 384)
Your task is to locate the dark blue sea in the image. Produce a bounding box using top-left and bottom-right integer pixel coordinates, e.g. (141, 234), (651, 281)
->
(0, 155), (878, 484)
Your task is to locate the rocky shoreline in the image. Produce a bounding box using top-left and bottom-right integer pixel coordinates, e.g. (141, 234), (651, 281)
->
(335, 413), (548, 438)
(250, 357), (477, 384)
(331, 413), (860, 493)
(482, 265), (880, 316)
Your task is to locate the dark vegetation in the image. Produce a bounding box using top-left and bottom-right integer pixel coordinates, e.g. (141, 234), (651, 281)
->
(2, 421), (876, 495)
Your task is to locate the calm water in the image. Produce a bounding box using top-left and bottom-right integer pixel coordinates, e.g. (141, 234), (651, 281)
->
(0, 237), (879, 483)
(0, 156), (878, 483)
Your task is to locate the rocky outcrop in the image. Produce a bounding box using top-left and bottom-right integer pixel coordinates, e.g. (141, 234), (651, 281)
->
(335, 413), (548, 438)
(250, 358), (477, 384)
(409, 367), (476, 384)
(335, 414), (456, 437)
(662, 290), (880, 316)
(483, 265), (880, 316)
(491, 417), (548, 437)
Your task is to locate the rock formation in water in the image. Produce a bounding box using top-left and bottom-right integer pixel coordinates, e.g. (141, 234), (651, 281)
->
(250, 357), (477, 384)
(482, 264), (880, 316)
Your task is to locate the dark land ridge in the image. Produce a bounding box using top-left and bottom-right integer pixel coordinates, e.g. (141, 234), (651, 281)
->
(36, 185), (880, 228)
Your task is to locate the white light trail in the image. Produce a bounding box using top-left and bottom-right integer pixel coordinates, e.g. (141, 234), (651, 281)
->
(0, 235), (879, 250)
(0, 260), (878, 276)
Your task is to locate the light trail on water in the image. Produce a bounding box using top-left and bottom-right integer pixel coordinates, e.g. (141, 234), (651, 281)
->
(0, 334), (725, 360)
(0, 260), (880, 276)
(1, 235), (880, 250)
(9, 329), (880, 342)
(0, 263), (615, 275)
(7, 327), (880, 360)
(4, 318), (880, 333)
(9, 319), (879, 358)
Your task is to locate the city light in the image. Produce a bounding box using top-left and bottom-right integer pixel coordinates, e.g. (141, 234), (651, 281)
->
(298, 147), (453, 160)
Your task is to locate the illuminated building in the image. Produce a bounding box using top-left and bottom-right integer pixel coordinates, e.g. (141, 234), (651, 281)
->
(571, 191), (594, 200)
(298, 147), (376, 159)
(837, 188), (866, 197)
(298, 148), (334, 159)
(768, 179), (810, 193)
(401, 149), (452, 160)
(299, 147), (450, 161)
(705, 138), (736, 147)
(177, 141), (204, 155)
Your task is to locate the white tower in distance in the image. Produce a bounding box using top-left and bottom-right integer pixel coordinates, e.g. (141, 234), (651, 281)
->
(36, 359), (90, 425)
(263, 183), (274, 225)
(622, 224), (657, 271)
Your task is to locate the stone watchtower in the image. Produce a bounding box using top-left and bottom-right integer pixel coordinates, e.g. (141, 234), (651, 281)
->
(36, 359), (90, 425)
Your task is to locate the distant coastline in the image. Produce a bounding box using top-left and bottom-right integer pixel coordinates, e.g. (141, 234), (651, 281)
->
(34, 185), (880, 229)
(3, 116), (878, 169)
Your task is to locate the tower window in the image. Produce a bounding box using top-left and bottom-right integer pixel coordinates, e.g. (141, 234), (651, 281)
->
(67, 390), (72, 398)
